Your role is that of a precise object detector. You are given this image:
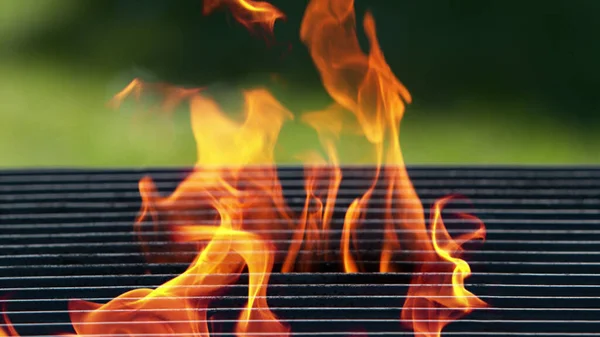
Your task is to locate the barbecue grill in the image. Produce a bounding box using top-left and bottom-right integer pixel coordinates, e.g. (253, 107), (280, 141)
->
(1, 166), (599, 336)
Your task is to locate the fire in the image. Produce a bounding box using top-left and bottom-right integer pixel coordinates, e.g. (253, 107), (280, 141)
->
(402, 196), (487, 336)
(300, 2), (487, 335)
(203, 0), (285, 39)
(300, 0), (416, 275)
(108, 78), (203, 113)
(0, 307), (17, 337)
(69, 223), (288, 337)
(68, 89), (293, 336)
(0, 0), (487, 336)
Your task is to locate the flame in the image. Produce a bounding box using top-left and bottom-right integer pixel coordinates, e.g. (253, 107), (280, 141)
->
(300, 0), (417, 275)
(109, 77), (203, 113)
(402, 196), (487, 336)
(69, 223), (288, 337)
(0, 307), (17, 337)
(71, 88), (293, 336)
(0, 0), (488, 336)
(203, 0), (285, 39)
(280, 107), (344, 272)
(300, 0), (487, 336)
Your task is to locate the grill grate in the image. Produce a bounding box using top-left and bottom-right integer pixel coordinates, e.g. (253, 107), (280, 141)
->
(1, 167), (600, 336)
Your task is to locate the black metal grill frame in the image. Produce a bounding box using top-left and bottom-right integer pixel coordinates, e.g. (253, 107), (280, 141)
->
(1, 166), (600, 336)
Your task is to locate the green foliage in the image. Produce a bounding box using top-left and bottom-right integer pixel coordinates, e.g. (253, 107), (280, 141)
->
(1, 0), (598, 166)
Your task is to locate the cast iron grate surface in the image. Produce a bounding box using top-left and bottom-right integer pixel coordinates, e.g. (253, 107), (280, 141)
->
(1, 167), (600, 336)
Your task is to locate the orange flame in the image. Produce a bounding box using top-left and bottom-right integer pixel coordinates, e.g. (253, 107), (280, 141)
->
(0, 0), (488, 336)
(281, 107), (344, 272)
(300, 0), (419, 276)
(402, 196), (487, 336)
(300, 0), (487, 336)
(71, 89), (293, 336)
(69, 223), (288, 337)
(0, 305), (18, 337)
(203, 0), (285, 39)
(109, 77), (203, 113)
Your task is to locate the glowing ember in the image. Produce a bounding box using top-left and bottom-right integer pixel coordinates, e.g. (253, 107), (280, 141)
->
(0, 0), (487, 336)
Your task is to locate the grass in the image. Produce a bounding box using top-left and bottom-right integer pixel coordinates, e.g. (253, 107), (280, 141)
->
(0, 59), (196, 167)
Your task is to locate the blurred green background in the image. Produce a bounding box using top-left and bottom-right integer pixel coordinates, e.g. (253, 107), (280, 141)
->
(1, 0), (599, 167)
